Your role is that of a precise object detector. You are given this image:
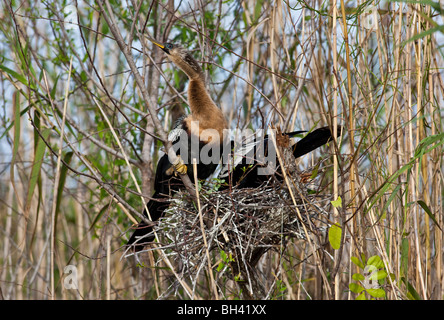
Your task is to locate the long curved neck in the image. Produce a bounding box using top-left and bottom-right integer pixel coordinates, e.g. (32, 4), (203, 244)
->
(172, 55), (205, 81)
(186, 76), (227, 145)
(187, 78), (218, 115)
(172, 56), (219, 118)
(171, 52), (227, 141)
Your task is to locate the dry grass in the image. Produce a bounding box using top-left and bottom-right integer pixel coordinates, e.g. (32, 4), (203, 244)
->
(0, 0), (443, 300)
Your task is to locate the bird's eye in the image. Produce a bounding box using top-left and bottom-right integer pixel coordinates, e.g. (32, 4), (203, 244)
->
(165, 43), (173, 50)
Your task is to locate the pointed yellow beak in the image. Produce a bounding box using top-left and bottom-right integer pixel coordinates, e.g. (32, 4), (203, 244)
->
(146, 36), (164, 49)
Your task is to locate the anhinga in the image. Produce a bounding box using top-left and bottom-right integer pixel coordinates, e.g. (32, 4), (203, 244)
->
(218, 126), (341, 190)
(127, 39), (341, 252)
(127, 39), (228, 251)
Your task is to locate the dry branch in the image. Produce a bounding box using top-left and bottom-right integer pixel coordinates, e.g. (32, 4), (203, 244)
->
(130, 153), (336, 299)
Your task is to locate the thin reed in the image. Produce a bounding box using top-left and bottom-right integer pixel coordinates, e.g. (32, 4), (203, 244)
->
(0, 0), (443, 300)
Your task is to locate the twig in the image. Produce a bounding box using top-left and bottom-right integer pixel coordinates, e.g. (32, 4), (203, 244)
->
(268, 126), (332, 299)
(49, 57), (72, 299)
(193, 159), (219, 300)
(97, 0), (196, 198)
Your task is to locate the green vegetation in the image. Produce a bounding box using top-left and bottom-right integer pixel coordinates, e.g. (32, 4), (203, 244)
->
(0, 0), (443, 300)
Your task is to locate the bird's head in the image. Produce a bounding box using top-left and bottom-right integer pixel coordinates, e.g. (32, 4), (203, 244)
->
(146, 37), (203, 80)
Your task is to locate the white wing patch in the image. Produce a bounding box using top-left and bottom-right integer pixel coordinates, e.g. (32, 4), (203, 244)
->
(219, 130), (264, 178)
(168, 115), (186, 143)
(168, 127), (185, 142)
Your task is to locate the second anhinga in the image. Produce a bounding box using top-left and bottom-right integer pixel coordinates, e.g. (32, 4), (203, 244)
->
(218, 126), (341, 190)
(127, 39), (228, 251)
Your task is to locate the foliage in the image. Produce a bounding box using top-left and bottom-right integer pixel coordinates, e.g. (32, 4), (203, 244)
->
(349, 255), (390, 300)
(0, 0), (442, 300)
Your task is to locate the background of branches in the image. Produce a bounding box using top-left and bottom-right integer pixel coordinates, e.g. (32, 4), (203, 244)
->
(0, 0), (443, 300)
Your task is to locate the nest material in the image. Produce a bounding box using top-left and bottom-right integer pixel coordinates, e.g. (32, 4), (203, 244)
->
(148, 164), (334, 297)
(141, 137), (336, 298)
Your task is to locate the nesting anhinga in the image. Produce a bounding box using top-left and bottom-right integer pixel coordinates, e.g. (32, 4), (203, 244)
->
(219, 126), (341, 190)
(127, 39), (228, 251)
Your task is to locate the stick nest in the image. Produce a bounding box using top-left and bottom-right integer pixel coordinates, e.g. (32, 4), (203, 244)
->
(148, 162), (335, 293)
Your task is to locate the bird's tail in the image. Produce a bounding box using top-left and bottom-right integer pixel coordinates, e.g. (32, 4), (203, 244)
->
(292, 126), (341, 159)
(126, 191), (170, 252)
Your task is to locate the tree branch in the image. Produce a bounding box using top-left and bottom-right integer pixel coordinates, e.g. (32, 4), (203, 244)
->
(97, 1), (196, 198)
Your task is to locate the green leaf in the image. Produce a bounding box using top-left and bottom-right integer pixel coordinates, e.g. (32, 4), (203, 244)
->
(10, 92), (21, 178)
(88, 203), (111, 234)
(253, 0), (264, 20)
(401, 25), (444, 46)
(349, 282), (364, 293)
(352, 273), (365, 281)
(418, 200), (442, 231)
(228, 252), (234, 262)
(54, 151), (74, 227)
(351, 256), (365, 269)
(391, 0), (442, 14)
(25, 128), (51, 216)
(220, 249), (228, 262)
(328, 223), (342, 250)
(50, 74), (60, 99)
(310, 164), (319, 179)
(360, 253), (367, 265)
(362, 132), (444, 216)
(0, 105), (29, 141)
(0, 64), (28, 85)
(370, 270), (388, 281)
(401, 238), (409, 277)
(356, 292), (367, 300)
(367, 255), (384, 269)
(415, 133), (444, 159)
(366, 288), (386, 298)
(380, 183), (402, 220)
(331, 196), (342, 208)
(401, 277), (422, 300)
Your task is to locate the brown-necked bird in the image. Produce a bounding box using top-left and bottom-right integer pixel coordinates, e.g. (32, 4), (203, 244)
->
(127, 38), (341, 252)
(127, 39), (228, 251)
